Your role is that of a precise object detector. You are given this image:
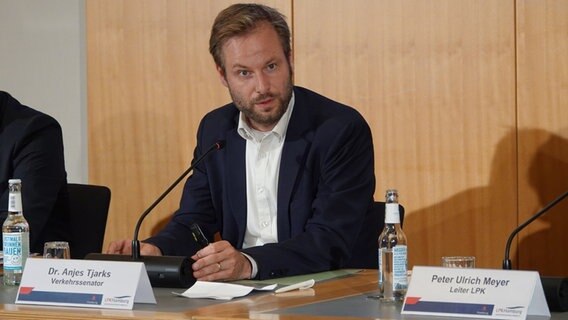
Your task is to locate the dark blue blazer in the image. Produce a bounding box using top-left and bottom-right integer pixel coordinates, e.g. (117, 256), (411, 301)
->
(146, 86), (376, 279)
(0, 91), (70, 254)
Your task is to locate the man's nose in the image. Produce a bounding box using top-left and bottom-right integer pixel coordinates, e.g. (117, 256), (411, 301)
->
(255, 73), (270, 94)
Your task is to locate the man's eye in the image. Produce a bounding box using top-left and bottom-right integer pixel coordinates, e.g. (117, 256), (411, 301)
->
(238, 70), (250, 77)
(267, 63), (277, 71)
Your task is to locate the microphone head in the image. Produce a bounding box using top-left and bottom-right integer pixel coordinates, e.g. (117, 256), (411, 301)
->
(85, 253), (196, 288)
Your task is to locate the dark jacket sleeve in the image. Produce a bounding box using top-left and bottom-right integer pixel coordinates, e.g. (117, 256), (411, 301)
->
(0, 95), (69, 253)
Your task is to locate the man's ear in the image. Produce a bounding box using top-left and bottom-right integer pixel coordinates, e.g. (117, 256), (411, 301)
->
(216, 65), (228, 88)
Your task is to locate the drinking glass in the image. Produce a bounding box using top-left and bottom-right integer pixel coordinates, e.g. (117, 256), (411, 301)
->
(441, 256), (475, 268)
(43, 241), (71, 259)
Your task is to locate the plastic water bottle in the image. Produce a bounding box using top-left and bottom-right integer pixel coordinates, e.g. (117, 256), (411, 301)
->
(378, 189), (407, 302)
(2, 179), (30, 286)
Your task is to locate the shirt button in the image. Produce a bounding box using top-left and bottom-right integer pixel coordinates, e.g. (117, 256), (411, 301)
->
(261, 221), (269, 227)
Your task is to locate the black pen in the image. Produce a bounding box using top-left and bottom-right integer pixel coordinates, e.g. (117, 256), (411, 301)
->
(190, 223), (210, 249)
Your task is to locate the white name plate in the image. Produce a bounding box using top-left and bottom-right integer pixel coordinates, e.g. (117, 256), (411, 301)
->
(16, 258), (156, 310)
(402, 266), (550, 320)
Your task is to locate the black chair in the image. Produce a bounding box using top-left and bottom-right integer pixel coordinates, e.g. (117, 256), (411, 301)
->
(346, 201), (405, 269)
(68, 183), (111, 259)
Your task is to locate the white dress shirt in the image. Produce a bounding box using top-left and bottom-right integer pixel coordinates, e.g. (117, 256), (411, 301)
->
(236, 93), (295, 277)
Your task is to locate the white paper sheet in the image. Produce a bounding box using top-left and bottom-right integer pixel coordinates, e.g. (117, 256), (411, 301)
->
(173, 281), (277, 300)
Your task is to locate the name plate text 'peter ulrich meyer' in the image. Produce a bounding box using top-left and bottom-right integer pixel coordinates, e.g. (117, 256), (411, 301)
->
(402, 266), (550, 320)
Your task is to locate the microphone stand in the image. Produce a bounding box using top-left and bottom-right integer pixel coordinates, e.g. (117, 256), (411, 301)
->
(86, 141), (225, 288)
(501, 189), (568, 312)
(131, 141), (225, 259)
(502, 190), (568, 270)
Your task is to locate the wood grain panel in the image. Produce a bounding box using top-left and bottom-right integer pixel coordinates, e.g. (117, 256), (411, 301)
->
(88, 0), (567, 275)
(516, 0), (568, 276)
(87, 0), (291, 247)
(293, 0), (517, 268)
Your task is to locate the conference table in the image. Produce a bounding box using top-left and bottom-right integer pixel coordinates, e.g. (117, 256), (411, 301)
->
(0, 269), (565, 320)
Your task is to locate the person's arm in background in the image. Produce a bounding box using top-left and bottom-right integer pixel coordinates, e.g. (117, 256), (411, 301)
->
(8, 114), (68, 253)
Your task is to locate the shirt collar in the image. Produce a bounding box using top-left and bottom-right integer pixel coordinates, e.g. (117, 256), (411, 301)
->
(237, 92), (295, 142)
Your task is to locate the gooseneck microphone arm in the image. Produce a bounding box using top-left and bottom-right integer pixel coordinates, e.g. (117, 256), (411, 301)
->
(85, 141), (225, 288)
(502, 190), (568, 270)
(131, 140), (225, 260)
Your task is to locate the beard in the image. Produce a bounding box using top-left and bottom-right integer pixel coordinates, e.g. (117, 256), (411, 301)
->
(228, 76), (293, 130)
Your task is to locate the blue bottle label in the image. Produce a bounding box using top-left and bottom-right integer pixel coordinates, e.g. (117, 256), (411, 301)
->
(2, 232), (29, 271)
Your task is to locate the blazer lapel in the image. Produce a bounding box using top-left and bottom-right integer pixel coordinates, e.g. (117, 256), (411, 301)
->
(225, 129), (247, 247)
(277, 95), (311, 240)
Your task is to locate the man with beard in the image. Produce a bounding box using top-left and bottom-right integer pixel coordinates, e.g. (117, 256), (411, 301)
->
(107, 3), (376, 281)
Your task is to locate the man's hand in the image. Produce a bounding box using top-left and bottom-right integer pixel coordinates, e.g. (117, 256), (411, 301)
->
(105, 240), (162, 256)
(191, 240), (251, 281)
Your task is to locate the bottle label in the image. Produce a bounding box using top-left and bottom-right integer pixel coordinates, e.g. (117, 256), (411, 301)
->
(2, 232), (29, 271)
(385, 203), (400, 224)
(378, 247), (384, 285)
(392, 245), (408, 289)
(8, 193), (22, 212)
(378, 246), (408, 288)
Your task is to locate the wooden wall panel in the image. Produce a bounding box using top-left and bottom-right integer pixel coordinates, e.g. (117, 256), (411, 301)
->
(87, 0), (566, 275)
(87, 0), (291, 246)
(293, 0), (517, 268)
(516, 0), (568, 276)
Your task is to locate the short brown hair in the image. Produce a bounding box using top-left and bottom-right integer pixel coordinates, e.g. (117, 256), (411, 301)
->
(209, 3), (291, 72)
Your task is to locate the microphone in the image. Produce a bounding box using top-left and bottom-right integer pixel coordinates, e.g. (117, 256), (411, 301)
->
(86, 140), (225, 288)
(502, 189), (568, 311)
(502, 190), (568, 269)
